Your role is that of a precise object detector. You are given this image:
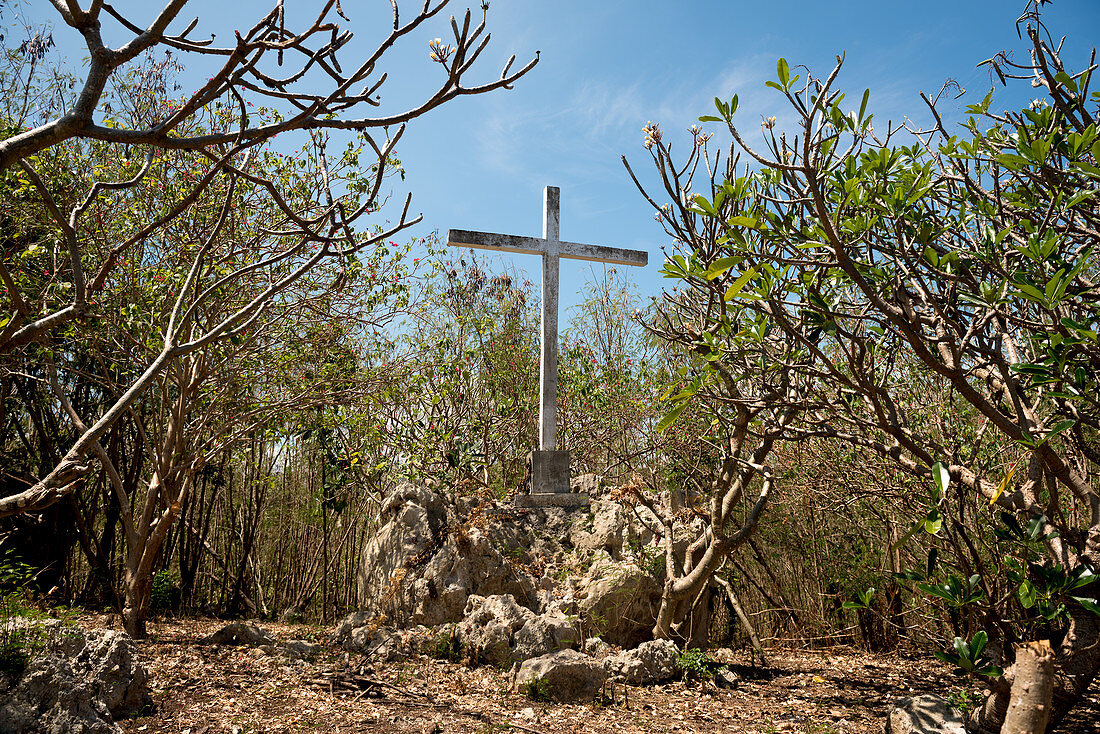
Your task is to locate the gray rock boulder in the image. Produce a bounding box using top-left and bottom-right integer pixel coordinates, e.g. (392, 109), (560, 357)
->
(0, 619), (150, 734)
(543, 597), (577, 617)
(346, 480), (676, 655)
(571, 499), (627, 559)
(604, 638), (679, 684)
(334, 622), (409, 661)
(715, 666), (740, 689)
(515, 649), (608, 703)
(570, 474), (604, 496)
(331, 610), (376, 644)
(464, 593), (533, 631)
(512, 613), (579, 661)
(885, 694), (966, 734)
(583, 636), (613, 658)
(280, 640), (322, 659)
(426, 594), (584, 665)
(362, 627), (406, 661)
(569, 498), (660, 562)
(575, 553), (662, 647)
(81, 628), (149, 715)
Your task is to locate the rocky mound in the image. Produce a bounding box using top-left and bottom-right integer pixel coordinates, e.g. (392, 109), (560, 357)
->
(337, 477), (695, 700)
(0, 618), (150, 734)
(352, 480), (665, 639)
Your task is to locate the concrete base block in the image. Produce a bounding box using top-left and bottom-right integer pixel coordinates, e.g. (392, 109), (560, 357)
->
(515, 492), (591, 509)
(526, 449), (571, 495)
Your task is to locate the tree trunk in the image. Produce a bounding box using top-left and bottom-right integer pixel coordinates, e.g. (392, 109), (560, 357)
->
(121, 567), (151, 638)
(1001, 640), (1054, 734)
(1046, 599), (1100, 728)
(969, 601), (1100, 733)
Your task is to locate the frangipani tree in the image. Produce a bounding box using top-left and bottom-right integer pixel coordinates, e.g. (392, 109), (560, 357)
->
(0, 0), (536, 524)
(0, 0), (535, 636)
(630, 4), (1099, 729)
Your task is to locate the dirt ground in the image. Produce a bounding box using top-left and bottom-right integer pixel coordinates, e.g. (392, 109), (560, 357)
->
(92, 616), (1099, 734)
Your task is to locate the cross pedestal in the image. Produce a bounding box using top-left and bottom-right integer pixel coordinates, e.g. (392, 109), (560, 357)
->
(448, 186), (647, 508)
(521, 449), (577, 507)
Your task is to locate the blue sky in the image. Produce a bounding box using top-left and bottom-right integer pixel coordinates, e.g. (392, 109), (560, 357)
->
(21, 0), (1100, 320)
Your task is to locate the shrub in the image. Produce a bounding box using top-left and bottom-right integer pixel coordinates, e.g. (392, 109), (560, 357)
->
(0, 551), (45, 678)
(149, 570), (180, 614)
(676, 647), (715, 682)
(427, 628), (463, 663)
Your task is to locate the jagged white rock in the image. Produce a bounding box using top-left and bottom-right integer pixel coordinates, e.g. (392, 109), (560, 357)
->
(603, 638), (680, 684)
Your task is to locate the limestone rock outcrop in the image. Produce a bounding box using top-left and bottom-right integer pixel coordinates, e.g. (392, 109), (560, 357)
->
(512, 610), (579, 662)
(885, 694), (966, 734)
(355, 485), (556, 627)
(0, 619), (150, 734)
(449, 593), (580, 665)
(456, 594), (536, 665)
(332, 615), (424, 661)
(575, 552), (662, 648)
(348, 479), (678, 665)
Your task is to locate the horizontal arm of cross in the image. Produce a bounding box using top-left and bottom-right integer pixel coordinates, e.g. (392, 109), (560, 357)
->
(448, 229), (648, 267)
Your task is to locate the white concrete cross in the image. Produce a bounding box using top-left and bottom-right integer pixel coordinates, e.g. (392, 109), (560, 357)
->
(448, 186), (648, 452)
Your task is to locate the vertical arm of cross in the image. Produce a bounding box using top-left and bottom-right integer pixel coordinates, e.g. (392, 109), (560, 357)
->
(540, 186), (560, 452)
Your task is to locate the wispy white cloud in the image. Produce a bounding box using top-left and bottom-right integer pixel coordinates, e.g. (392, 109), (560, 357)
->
(471, 42), (952, 213)
(567, 55), (781, 143)
(568, 79), (648, 135)
(472, 54), (781, 177)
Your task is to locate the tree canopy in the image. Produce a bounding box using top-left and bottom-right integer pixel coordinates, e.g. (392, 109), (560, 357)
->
(627, 6), (1098, 729)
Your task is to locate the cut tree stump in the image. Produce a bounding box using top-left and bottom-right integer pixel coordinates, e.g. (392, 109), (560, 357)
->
(1001, 639), (1054, 734)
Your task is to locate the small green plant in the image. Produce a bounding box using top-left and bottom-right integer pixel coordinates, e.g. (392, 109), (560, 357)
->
(0, 619), (32, 679)
(946, 687), (985, 715)
(422, 629), (462, 664)
(0, 550), (82, 679)
(0, 551), (45, 679)
(299, 626), (324, 643)
(394, 661), (418, 684)
(476, 723), (513, 734)
(677, 647), (719, 682)
(641, 545), (666, 583)
(876, 504), (1100, 688)
(841, 586), (876, 611)
(919, 573), (985, 609)
(580, 610), (609, 640)
(522, 676), (552, 702)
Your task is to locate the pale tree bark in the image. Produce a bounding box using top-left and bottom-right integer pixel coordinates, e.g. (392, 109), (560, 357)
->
(1000, 640), (1054, 734)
